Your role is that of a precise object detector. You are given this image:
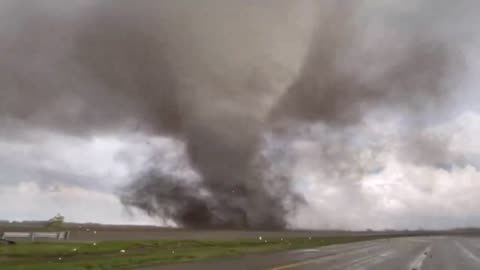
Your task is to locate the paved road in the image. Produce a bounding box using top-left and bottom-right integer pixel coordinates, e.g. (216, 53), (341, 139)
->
(147, 236), (480, 270)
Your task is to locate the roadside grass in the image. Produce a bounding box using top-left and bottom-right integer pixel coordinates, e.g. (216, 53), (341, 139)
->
(0, 236), (385, 270)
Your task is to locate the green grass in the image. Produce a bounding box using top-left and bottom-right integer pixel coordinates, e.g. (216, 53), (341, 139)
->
(0, 236), (384, 270)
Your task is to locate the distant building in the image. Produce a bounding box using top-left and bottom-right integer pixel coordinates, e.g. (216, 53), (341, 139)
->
(47, 214), (65, 228)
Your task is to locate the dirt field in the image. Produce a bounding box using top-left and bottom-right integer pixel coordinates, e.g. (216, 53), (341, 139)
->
(68, 229), (374, 242)
(0, 223), (425, 242)
(3, 222), (464, 242)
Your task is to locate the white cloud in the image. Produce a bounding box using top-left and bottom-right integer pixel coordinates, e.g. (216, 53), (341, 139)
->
(0, 132), (187, 225)
(0, 181), (158, 224)
(287, 111), (480, 230)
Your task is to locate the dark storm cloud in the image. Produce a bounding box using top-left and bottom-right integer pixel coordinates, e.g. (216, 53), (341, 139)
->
(268, 1), (466, 182)
(76, 0), (304, 229)
(0, 0), (472, 229)
(271, 1), (459, 126)
(0, 0), (306, 229)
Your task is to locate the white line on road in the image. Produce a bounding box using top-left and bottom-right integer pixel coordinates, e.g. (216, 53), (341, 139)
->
(288, 249), (321, 253)
(406, 239), (431, 244)
(455, 241), (480, 264)
(325, 249), (395, 270)
(270, 243), (389, 270)
(408, 246), (431, 270)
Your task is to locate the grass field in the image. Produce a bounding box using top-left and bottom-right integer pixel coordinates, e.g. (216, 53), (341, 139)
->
(0, 236), (384, 270)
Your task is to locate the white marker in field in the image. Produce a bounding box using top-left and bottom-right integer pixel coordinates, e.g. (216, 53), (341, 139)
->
(120, 250), (126, 253)
(259, 236), (263, 241)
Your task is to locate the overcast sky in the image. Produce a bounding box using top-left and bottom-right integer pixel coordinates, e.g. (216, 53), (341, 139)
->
(2, 0), (480, 230)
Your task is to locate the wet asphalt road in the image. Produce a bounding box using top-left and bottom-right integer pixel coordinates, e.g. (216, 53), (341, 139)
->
(147, 236), (480, 270)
